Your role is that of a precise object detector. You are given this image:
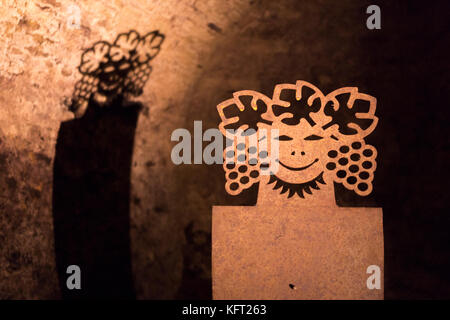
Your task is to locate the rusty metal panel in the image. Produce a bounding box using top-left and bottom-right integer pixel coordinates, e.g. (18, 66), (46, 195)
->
(213, 206), (383, 300)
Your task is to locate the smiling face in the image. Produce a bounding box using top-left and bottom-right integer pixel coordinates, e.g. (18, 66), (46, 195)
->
(270, 118), (336, 184)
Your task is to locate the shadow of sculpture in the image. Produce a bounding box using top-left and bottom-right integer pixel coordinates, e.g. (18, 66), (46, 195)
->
(52, 30), (164, 299)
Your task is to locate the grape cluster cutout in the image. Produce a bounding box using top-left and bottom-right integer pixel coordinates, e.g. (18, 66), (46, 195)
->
(325, 140), (377, 196)
(223, 142), (269, 196)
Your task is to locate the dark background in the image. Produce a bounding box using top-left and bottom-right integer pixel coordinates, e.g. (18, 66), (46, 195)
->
(175, 0), (450, 299)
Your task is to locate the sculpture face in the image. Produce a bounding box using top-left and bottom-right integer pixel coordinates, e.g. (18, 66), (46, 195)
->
(71, 30), (164, 116)
(217, 81), (379, 199)
(272, 120), (329, 184)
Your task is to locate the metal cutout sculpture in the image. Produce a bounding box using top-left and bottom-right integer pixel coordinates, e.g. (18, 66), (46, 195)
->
(213, 81), (383, 300)
(217, 80), (378, 201)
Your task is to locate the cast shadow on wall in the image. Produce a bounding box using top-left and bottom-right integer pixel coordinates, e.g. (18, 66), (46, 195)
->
(52, 30), (164, 299)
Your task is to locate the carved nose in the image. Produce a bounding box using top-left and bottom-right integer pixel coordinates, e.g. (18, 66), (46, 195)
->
(291, 151), (306, 156)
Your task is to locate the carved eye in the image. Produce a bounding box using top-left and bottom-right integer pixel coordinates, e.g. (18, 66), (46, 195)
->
(275, 135), (293, 141)
(304, 134), (323, 141)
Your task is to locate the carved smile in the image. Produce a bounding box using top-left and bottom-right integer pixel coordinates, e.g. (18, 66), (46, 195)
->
(277, 158), (319, 171)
